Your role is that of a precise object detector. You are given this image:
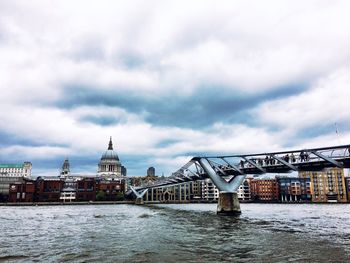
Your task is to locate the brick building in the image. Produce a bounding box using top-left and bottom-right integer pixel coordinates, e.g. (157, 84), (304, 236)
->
(96, 179), (125, 201)
(35, 177), (64, 202)
(76, 178), (96, 201)
(277, 176), (311, 202)
(299, 168), (347, 203)
(250, 178), (279, 202)
(8, 178), (35, 203)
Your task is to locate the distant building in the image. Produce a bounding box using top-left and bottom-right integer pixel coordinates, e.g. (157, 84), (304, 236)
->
(96, 179), (125, 201)
(60, 179), (77, 202)
(250, 178), (279, 202)
(35, 177), (64, 202)
(97, 137), (124, 179)
(8, 178), (35, 203)
(299, 168), (347, 203)
(201, 179), (219, 201)
(0, 162), (32, 177)
(277, 176), (311, 202)
(127, 175), (157, 190)
(121, 165), (127, 177)
(60, 159), (70, 177)
(146, 187), (171, 202)
(345, 177), (350, 202)
(143, 180), (202, 202)
(237, 179), (251, 201)
(145, 180), (215, 202)
(147, 167), (155, 177)
(57, 159), (77, 202)
(76, 177), (96, 201)
(0, 162), (32, 201)
(191, 181), (202, 200)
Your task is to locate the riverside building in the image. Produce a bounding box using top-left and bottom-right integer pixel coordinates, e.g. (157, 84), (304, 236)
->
(59, 159), (77, 202)
(250, 178), (279, 202)
(237, 178), (251, 201)
(277, 176), (311, 202)
(299, 168), (347, 203)
(345, 177), (350, 202)
(0, 162), (32, 201)
(201, 179), (219, 201)
(0, 162), (32, 177)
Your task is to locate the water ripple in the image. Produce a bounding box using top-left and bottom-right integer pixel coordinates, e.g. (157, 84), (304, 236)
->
(0, 204), (350, 262)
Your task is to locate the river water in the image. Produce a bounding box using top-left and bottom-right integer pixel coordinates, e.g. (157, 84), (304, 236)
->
(1, 203), (350, 262)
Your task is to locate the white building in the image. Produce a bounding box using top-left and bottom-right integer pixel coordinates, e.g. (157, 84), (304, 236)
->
(0, 162), (32, 177)
(237, 179), (251, 201)
(201, 179), (219, 201)
(58, 159), (77, 202)
(0, 162), (32, 200)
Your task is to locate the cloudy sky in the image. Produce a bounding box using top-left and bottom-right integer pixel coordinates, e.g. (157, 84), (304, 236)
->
(1, 0), (350, 176)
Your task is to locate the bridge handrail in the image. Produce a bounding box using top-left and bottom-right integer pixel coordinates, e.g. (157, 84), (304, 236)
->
(134, 144), (350, 189)
(200, 144), (350, 159)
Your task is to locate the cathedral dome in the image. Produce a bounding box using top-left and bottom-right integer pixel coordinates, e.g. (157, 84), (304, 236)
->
(101, 137), (120, 161)
(97, 137), (123, 177)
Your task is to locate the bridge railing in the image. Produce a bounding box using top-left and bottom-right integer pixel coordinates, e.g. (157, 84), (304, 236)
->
(134, 144), (350, 190)
(208, 145), (350, 172)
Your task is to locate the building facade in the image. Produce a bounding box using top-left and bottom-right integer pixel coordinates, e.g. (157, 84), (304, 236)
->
(345, 177), (350, 202)
(299, 168), (347, 203)
(59, 159), (77, 202)
(96, 179), (125, 201)
(144, 180), (202, 202)
(201, 179), (219, 201)
(0, 162), (32, 201)
(8, 178), (35, 203)
(277, 176), (311, 202)
(35, 177), (64, 202)
(76, 178), (96, 201)
(147, 167), (156, 177)
(237, 179), (251, 201)
(250, 178), (279, 202)
(0, 162), (32, 177)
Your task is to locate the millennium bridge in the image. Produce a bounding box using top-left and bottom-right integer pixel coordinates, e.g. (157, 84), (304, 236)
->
(130, 144), (350, 215)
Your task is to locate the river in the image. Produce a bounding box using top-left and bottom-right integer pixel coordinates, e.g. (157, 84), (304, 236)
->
(1, 203), (350, 262)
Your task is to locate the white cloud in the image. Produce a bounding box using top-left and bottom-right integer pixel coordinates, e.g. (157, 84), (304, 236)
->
(1, 0), (350, 176)
(253, 68), (350, 136)
(1, 145), (70, 160)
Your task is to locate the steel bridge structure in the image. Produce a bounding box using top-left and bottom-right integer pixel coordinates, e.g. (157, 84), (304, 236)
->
(130, 144), (350, 215)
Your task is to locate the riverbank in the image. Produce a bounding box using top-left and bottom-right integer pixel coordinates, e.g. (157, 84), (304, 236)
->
(0, 201), (135, 206)
(1, 200), (348, 206)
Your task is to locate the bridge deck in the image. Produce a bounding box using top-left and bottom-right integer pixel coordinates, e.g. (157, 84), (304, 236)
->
(132, 144), (350, 191)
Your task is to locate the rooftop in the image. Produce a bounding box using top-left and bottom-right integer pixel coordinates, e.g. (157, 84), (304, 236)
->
(0, 164), (23, 168)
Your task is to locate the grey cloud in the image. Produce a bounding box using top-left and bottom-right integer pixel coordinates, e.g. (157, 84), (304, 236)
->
(58, 83), (308, 129)
(79, 115), (127, 126)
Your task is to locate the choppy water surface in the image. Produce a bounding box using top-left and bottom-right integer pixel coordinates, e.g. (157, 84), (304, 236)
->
(1, 203), (350, 262)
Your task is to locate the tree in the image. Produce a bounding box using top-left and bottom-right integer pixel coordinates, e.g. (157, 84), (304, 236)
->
(96, 190), (106, 201)
(116, 192), (124, 201)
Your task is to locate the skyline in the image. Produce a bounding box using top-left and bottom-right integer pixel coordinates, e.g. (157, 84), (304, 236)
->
(1, 1), (350, 176)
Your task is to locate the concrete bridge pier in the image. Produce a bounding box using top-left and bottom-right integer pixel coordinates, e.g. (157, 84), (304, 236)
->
(217, 192), (241, 216)
(130, 186), (148, 205)
(135, 197), (144, 205)
(198, 158), (245, 216)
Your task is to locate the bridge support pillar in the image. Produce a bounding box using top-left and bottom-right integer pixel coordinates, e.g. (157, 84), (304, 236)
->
(217, 192), (241, 216)
(130, 186), (148, 205)
(135, 197), (144, 205)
